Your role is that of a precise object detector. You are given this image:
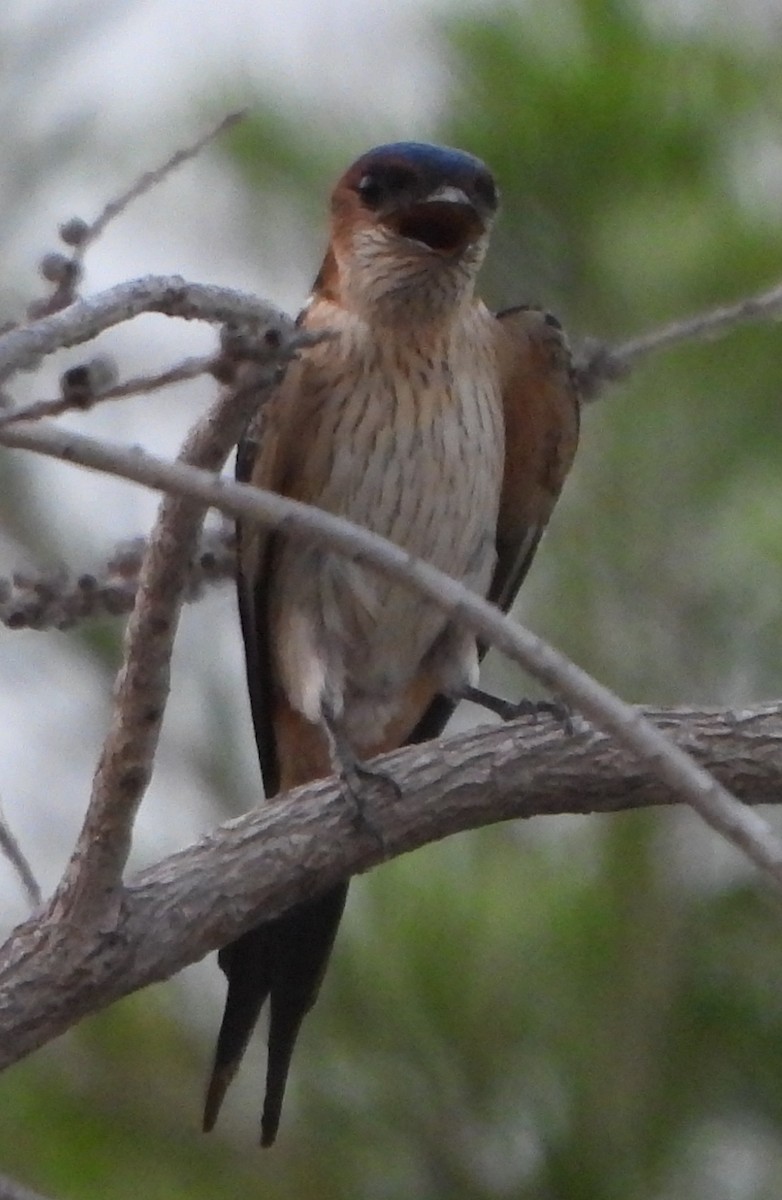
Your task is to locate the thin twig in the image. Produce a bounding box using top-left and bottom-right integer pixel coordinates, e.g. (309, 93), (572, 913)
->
(575, 276), (782, 398)
(0, 799), (41, 908)
(617, 278), (782, 364)
(1, 418), (781, 891)
(73, 110), (247, 260)
(0, 525), (234, 630)
(0, 355), (213, 430)
(21, 111), (248, 321)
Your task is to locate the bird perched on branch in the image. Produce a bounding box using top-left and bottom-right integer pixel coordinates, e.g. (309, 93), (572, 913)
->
(203, 141), (580, 1145)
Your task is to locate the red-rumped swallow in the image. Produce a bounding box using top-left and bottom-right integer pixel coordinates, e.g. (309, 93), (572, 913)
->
(203, 141), (580, 1145)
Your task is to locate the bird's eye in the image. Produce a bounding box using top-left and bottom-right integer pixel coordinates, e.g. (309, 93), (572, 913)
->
(356, 166), (415, 209)
(473, 171), (498, 210)
(357, 174), (385, 208)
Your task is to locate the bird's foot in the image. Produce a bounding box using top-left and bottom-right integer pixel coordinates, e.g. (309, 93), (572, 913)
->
(462, 686), (575, 735)
(341, 757), (400, 850)
(322, 713), (398, 851)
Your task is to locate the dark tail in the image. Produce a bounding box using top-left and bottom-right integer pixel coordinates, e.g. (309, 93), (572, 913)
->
(203, 882), (349, 1146)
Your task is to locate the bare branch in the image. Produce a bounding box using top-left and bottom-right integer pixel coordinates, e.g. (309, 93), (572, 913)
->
(0, 355), (212, 430)
(0, 276), (291, 380)
(1, 418), (781, 890)
(47, 346), (301, 926)
(23, 110), (247, 320)
(0, 799), (41, 908)
(0, 525), (234, 630)
(71, 110), (247, 259)
(575, 276), (782, 399)
(1, 702), (781, 1070)
(616, 277), (782, 363)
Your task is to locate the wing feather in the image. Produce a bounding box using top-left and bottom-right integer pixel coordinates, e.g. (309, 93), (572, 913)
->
(234, 363), (302, 796)
(490, 304), (580, 611)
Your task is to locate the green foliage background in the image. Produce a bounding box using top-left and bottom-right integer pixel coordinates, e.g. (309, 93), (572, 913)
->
(4, 1), (782, 1197)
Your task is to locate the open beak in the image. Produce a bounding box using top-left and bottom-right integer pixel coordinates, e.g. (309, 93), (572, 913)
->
(388, 186), (485, 253)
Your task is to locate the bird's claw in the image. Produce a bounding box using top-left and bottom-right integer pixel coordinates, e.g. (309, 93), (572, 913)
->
(340, 760), (398, 851)
(462, 686), (575, 735)
(322, 710), (398, 851)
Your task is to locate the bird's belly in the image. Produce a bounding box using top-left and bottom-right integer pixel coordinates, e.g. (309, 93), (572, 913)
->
(272, 371), (504, 744)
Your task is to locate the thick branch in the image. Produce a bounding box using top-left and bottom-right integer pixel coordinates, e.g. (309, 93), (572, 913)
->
(1, 703), (781, 1070)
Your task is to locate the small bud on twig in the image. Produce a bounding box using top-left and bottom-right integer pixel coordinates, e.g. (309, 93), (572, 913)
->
(59, 217), (91, 247)
(59, 357), (118, 409)
(40, 252), (75, 285)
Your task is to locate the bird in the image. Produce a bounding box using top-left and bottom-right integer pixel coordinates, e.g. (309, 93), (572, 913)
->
(202, 141), (580, 1146)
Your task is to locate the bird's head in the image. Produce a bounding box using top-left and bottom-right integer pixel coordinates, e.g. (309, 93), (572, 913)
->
(316, 142), (499, 321)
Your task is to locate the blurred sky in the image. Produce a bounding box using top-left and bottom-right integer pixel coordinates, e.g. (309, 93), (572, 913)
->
(0, 0), (491, 928)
